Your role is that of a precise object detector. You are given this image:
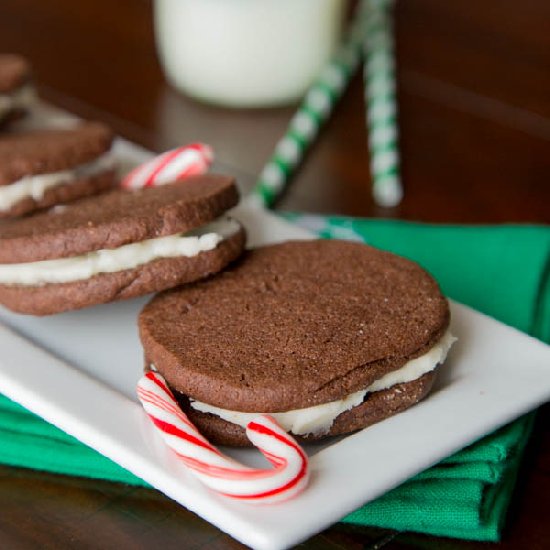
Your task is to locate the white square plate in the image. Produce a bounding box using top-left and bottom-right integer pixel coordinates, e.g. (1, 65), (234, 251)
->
(0, 105), (549, 550)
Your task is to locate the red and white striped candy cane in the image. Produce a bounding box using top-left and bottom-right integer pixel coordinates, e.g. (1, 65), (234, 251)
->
(122, 143), (214, 190)
(137, 371), (309, 503)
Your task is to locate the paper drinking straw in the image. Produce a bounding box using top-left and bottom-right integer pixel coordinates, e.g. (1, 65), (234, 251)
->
(250, 0), (370, 208)
(363, 0), (403, 207)
(251, 0), (402, 209)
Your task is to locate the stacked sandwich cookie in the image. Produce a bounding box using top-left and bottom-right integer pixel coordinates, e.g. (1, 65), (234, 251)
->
(0, 175), (246, 315)
(0, 122), (116, 218)
(0, 54), (34, 126)
(139, 240), (455, 446)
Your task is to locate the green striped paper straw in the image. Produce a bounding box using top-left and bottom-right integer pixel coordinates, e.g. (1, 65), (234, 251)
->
(250, 0), (372, 208)
(363, 0), (403, 207)
(251, 0), (401, 209)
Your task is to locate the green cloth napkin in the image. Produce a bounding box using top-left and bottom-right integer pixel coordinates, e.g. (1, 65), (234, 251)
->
(0, 216), (548, 542)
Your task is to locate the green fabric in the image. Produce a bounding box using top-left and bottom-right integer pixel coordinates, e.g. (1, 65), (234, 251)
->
(0, 216), (548, 541)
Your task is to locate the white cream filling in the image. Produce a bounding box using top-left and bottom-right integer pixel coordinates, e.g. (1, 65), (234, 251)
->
(190, 330), (456, 436)
(0, 84), (35, 119)
(0, 217), (240, 285)
(0, 152), (115, 212)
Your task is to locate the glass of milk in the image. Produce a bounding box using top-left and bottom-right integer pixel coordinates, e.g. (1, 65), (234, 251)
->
(154, 0), (347, 107)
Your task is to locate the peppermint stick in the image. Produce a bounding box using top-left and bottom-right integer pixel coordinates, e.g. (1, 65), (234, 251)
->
(251, 0), (401, 208)
(122, 143), (213, 190)
(137, 372), (309, 503)
(363, 0), (402, 207)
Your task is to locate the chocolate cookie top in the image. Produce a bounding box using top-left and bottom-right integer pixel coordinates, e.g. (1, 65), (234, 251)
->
(0, 54), (31, 93)
(0, 174), (239, 263)
(0, 122), (113, 186)
(139, 240), (450, 412)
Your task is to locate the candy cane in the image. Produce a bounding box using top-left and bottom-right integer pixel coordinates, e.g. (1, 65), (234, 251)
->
(122, 143), (214, 189)
(137, 371), (309, 503)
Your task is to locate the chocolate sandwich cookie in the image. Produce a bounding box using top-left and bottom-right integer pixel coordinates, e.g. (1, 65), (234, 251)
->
(139, 240), (455, 446)
(0, 54), (34, 126)
(0, 122), (116, 218)
(0, 174), (246, 315)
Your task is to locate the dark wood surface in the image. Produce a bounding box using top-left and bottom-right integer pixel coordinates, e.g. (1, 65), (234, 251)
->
(0, 0), (549, 548)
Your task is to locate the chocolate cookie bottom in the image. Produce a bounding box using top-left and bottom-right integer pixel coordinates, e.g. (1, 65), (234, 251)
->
(0, 225), (246, 315)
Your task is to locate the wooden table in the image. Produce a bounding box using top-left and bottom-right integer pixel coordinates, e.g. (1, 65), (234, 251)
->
(1, 0), (549, 548)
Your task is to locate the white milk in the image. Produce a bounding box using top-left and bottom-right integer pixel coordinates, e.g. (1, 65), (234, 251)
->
(154, 0), (347, 107)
